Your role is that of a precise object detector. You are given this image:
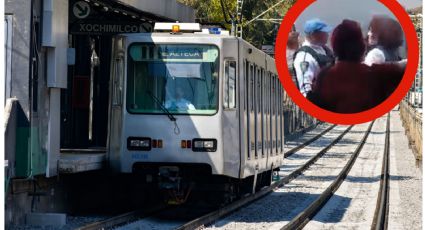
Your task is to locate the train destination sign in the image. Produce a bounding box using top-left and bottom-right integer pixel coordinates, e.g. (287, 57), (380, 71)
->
(130, 44), (218, 62)
(159, 49), (203, 59)
(70, 22), (147, 35)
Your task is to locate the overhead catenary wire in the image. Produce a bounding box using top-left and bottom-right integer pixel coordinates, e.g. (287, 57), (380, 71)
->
(243, 0), (288, 27)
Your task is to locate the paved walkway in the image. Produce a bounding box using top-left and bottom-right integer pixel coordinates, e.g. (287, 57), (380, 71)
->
(388, 109), (422, 230)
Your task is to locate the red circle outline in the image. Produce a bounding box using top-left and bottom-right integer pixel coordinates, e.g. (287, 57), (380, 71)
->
(275, 0), (419, 124)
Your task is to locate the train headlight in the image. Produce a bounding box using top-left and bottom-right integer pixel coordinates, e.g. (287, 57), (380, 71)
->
(192, 139), (217, 152)
(203, 141), (214, 148)
(127, 137), (151, 151)
(130, 140), (141, 147)
(193, 140), (203, 148)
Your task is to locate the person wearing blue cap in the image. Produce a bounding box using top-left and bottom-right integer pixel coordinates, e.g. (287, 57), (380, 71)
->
(293, 18), (335, 97)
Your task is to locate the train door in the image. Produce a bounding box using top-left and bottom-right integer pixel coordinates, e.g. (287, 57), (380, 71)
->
(276, 77), (284, 154)
(255, 67), (262, 159)
(243, 59), (251, 161)
(222, 56), (238, 177)
(250, 64), (256, 159)
(259, 68), (265, 158)
(271, 74), (276, 155)
(265, 72), (270, 158)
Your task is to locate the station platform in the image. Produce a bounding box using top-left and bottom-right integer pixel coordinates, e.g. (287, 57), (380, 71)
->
(58, 149), (106, 174)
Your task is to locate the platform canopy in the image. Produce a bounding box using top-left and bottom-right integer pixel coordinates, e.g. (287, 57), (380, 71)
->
(116, 0), (195, 22)
(69, 0), (195, 35)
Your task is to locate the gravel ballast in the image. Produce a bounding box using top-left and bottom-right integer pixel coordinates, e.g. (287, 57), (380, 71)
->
(207, 123), (371, 230)
(303, 115), (387, 229)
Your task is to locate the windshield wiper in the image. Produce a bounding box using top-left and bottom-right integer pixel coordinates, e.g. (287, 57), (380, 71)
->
(147, 91), (176, 122)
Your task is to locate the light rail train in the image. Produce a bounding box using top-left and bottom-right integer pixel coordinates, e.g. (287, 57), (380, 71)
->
(107, 23), (285, 204)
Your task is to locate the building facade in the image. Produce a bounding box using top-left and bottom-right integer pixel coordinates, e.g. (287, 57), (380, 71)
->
(5, 0), (194, 225)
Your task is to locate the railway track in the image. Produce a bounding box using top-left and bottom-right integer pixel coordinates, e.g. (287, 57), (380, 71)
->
(284, 124), (337, 158)
(78, 120), (391, 230)
(75, 205), (168, 230)
(281, 120), (376, 229)
(372, 113), (390, 230)
(197, 115), (389, 230)
(76, 123), (344, 229)
(177, 124), (356, 230)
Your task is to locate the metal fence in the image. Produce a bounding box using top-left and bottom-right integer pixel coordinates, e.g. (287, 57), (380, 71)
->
(283, 93), (318, 138)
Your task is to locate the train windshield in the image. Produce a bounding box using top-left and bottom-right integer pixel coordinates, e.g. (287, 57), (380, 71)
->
(127, 44), (219, 115)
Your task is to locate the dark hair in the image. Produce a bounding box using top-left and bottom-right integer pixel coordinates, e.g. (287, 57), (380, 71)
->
(369, 15), (403, 49)
(287, 31), (299, 49)
(331, 20), (366, 62)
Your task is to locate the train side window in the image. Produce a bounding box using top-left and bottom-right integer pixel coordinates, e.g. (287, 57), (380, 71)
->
(280, 83), (284, 153)
(250, 65), (254, 112)
(277, 75), (281, 154)
(260, 68), (265, 156)
(264, 72), (270, 154)
(246, 60), (251, 159)
(274, 75), (279, 154)
(224, 60), (237, 109)
(245, 60), (249, 111)
(253, 64), (258, 158)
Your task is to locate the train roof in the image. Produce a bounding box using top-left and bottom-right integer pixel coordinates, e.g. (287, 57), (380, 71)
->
(120, 32), (235, 38)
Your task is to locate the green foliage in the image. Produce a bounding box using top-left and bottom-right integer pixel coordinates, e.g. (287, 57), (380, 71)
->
(178, 0), (236, 26)
(178, 0), (295, 48)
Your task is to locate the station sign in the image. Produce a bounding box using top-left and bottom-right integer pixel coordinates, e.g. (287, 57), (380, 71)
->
(73, 1), (91, 19)
(70, 21), (149, 35)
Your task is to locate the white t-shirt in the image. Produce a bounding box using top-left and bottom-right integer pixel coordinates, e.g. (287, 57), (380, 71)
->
(165, 98), (196, 111)
(364, 48), (386, 66)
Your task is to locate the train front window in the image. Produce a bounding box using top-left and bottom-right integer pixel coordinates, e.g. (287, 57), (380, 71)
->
(127, 44), (219, 115)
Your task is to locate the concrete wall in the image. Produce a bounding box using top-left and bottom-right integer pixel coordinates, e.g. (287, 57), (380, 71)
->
(43, 0), (69, 177)
(118, 0), (195, 22)
(5, 0), (32, 118)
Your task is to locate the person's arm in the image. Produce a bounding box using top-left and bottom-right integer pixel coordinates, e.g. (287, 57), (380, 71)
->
(188, 104), (196, 110)
(164, 100), (173, 109)
(293, 51), (319, 95)
(396, 59), (407, 69)
(364, 48), (385, 66)
(181, 99), (196, 110)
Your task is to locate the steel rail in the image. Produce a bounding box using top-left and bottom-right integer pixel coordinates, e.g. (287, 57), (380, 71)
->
(281, 120), (376, 230)
(285, 124), (337, 158)
(371, 113), (390, 230)
(79, 123), (354, 230)
(76, 204), (168, 230)
(175, 125), (354, 230)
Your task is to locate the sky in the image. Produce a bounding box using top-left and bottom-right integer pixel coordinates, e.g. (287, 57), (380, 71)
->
(294, 0), (422, 34)
(397, 0), (422, 8)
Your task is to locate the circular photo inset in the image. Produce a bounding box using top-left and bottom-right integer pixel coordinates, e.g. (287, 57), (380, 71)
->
(275, 0), (419, 124)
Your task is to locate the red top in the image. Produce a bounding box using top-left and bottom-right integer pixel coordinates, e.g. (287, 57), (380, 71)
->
(312, 61), (403, 113)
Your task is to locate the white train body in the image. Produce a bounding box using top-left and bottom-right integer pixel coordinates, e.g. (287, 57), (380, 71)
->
(107, 29), (284, 183)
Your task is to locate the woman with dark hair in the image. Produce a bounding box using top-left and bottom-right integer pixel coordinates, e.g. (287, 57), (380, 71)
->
(310, 19), (404, 113)
(364, 15), (404, 65)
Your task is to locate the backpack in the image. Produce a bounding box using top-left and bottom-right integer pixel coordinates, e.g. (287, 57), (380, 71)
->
(291, 45), (335, 91)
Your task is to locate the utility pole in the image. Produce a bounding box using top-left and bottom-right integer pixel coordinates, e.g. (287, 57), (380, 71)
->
(236, 0), (244, 38)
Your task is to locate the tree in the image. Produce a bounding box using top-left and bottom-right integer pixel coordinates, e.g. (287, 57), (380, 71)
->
(178, 0), (295, 48)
